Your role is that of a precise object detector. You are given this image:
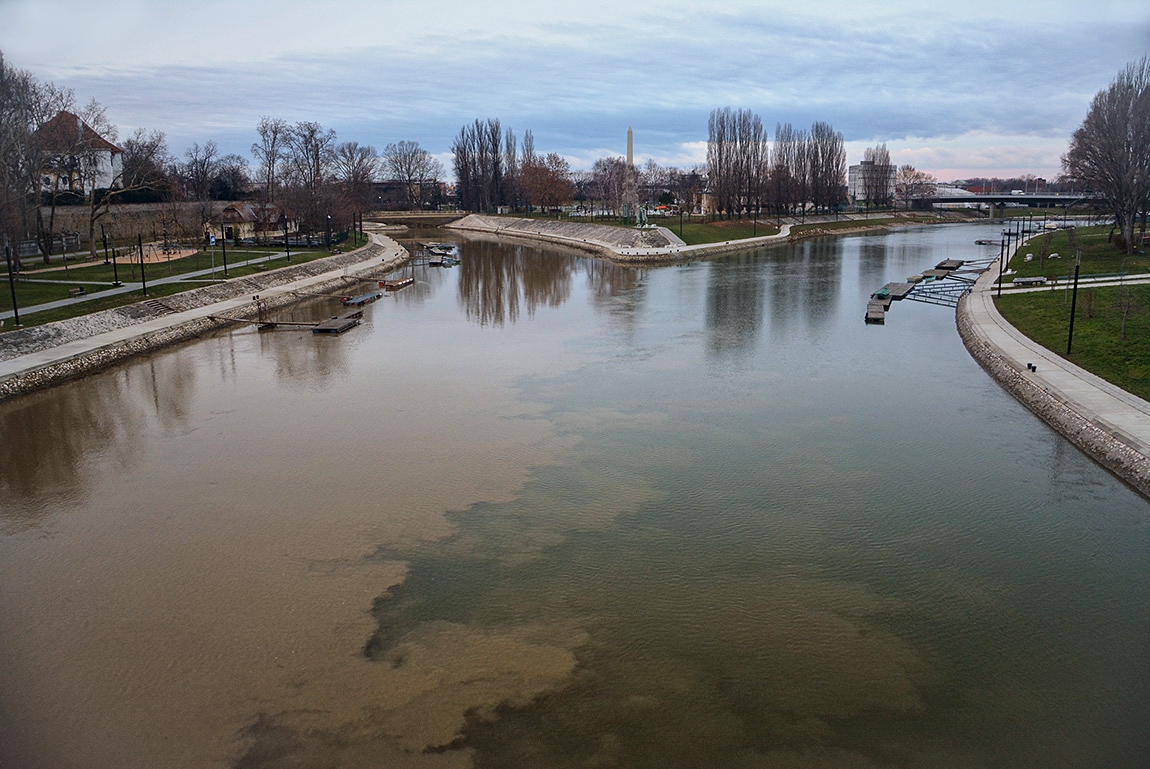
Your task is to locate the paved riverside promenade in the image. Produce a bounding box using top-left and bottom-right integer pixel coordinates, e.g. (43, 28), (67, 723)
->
(0, 232), (408, 401)
(958, 251), (1150, 498)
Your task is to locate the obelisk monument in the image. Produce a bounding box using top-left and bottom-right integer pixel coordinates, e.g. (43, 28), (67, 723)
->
(623, 127), (639, 223)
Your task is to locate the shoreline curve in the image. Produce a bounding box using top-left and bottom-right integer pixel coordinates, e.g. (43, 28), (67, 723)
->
(956, 264), (1150, 500)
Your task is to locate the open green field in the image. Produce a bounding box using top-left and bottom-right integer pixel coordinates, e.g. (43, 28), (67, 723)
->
(999, 224), (1150, 283)
(668, 218), (780, 244)
(996, 283), (1150, 401)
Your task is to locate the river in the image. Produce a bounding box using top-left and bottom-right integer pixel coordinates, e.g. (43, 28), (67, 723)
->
(1, 222), (1147, 768)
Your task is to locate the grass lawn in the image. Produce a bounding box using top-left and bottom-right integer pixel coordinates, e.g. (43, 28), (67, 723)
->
(1, 281), (211, 329)
(1000, 225), (1150, 283)
(1, 232), (371, 329)
(996, 283), (1150, 401)
(670, 219), (780, 244)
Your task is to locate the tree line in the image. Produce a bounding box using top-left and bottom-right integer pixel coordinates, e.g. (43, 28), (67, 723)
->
(1, 50), (447, 262)
(708, 108), (846, 219)
(451, 108), (850, 220)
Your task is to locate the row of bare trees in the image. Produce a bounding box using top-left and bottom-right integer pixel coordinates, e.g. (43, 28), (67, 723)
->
(451, 120), (576, 214)
(708, 108), (847, 219)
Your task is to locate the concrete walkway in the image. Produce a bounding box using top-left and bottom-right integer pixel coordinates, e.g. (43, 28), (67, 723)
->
(959, 247), (1150, 493)
(0, 232), (407, 394)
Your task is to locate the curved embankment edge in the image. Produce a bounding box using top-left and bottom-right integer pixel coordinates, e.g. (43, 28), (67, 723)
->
(445, 214), (794, 263)
(956, 294), (1150, 499)
(0, 234), (408, 402)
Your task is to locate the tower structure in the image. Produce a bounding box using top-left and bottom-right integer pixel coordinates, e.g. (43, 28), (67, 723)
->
(623, 127), (639, 223)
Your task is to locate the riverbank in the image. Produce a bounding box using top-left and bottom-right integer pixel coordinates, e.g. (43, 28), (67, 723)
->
(446, 212), (981, 263)
(957, 254), (1150, 499)
(445, 214), (794, 262)
(0, 231), (409, 402)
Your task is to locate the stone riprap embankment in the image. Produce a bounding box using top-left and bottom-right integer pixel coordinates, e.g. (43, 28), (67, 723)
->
(0, 234), (408, 401)
(956, 262), (1150, 500)
(445, 214), (793, 262)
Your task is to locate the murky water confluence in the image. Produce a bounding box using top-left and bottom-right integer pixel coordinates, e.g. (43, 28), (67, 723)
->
(2, 224), (1148, 768)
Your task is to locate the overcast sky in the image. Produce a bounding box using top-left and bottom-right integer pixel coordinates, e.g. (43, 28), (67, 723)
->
(2, 0), (1148, 181)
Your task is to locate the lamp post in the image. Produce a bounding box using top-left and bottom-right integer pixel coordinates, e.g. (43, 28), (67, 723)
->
(997, 235), (1006, 298)
(138, 233), (148, 297)
(1067, 250), (1081, 355)
(5, 242), (20, 327)
(326, 215), (331, 250)
(110, 235), (121, 286)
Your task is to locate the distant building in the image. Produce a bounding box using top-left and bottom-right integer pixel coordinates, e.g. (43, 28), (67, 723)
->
(204, 203), (297, 243)
(34, 110), (123, 195)
(847, 160), (895, 204)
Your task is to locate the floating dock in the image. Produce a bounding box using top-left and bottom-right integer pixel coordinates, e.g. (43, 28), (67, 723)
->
(313, 309), (364, 334)
(865, 257), (999, 324)
(383, 277), (415, 291)
(341, 291), (383, 307)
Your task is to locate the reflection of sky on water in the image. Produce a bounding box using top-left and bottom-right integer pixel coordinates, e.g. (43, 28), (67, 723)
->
(2, 223), (1149, 768)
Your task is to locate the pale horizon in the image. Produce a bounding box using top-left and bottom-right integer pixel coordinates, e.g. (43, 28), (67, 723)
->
(2, 1), (1147, 182)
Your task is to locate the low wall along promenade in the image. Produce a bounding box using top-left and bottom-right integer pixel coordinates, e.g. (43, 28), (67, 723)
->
(0, 234), (408, 401)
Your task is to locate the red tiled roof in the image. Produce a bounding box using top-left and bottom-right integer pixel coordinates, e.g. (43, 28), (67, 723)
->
(34, 110), (122, 154)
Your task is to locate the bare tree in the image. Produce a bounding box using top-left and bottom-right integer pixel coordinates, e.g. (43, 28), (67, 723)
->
(591, 156), (628, 216)
(707, 107), (769, 219)
(808, 121), (845, 213)
(181, 140), (219, 201)
(284, 122), (336, 194)
(283, 121), (337, 234)
(382, 140), (441, 210)
(210, 154), (249, 200)
(503, 129), (519, 210)
(1063, 55), (1150, 254)
(521, 152), (573, 213)
(771, 122), (797, 217)
(673, 165), (705, 215)
(452, 118), (506, 212)
(860, 143), (894, 211)
(333, 141), (378, 210)
(85, 125), (174, 257)
(894, 164), (936, 210)
(251, 116), (288, 204)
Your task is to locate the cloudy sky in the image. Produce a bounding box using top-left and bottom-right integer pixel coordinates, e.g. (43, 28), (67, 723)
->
(2, 0), (1148, 181)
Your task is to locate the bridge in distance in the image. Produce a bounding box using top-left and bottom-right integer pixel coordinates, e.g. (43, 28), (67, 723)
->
(924, 191), (1100, 218)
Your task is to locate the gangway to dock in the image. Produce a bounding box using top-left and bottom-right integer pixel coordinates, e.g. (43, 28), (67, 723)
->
(865, 256), (999, 323)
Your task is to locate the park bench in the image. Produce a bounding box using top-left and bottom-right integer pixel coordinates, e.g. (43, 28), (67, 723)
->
(68, 286), (86, 297)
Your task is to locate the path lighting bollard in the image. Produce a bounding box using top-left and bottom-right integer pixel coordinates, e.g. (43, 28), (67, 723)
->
(5, 243), (20, 326)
